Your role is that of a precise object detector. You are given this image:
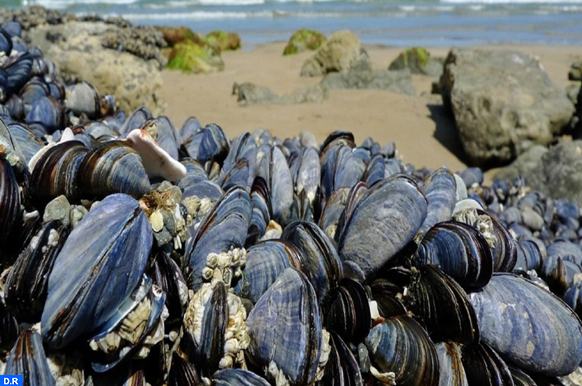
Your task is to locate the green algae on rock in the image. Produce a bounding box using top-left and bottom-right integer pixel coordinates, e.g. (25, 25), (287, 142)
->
(167, 41), (224, 74)
(206, 30), (241, 52)
(388, 47), (444, 76)
(283, 29), (326, 56)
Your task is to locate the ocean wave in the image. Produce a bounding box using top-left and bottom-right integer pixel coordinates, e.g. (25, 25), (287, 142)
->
(441, 0), (582, 4)
(122, 10), (273, 19)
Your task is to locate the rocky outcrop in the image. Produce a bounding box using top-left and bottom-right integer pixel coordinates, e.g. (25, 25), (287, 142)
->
(493, 145), (548, 183)
(440, 49), (575, 167)
(300, 30), (371, 77)
(283, 29), (326, 56)
(232, 82), (328, 106)
(206, 30), (241, 51)
(167, 40), (224, 74)
(569, 61), (582, 81)
(495, 141), (582, 206)
(27, 21), (165, 115)
(321, 69), (415, 95)
(388, 47), (444, 76)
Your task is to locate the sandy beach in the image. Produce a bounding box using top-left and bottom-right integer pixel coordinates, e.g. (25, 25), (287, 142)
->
(161, 42), (578, 176)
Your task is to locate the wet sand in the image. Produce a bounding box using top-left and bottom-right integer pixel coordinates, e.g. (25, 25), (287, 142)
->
(161, 42), (578, 176)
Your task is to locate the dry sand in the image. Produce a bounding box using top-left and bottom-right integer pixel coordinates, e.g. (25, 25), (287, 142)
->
(161, 42), (578, 176)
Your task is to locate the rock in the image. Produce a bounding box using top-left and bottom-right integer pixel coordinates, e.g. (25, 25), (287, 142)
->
(101, 25), (167, 65)
(493, 145), (548, 183)
(206, 30), (241, 51)
(388, 47), (444, 76)
(155, 26), (198, 47)
(27, 21), (165, 116)
(440, 49), (575, 167)
(283, 29), (326, 56)
(167, 40), (224, 74)
(511, 140), (582, 206)
(300, 30), (371, 77)
(0, 5), (76, 30)
(321, 69), (415, 95)
(232, 82), (328, 106)
(569, 61), (582, 81)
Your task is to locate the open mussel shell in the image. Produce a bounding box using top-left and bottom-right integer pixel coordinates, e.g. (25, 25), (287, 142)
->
(416, 167), (457, 240)
(0, 158), (21, 249)
(515, 238), (543, 272)
(150, 250), (188, 327)
(234, 239), (301, 303)
(77, 140), (152, 199)
(29, 140), (89, 204)
(320, 331), (364, 386)
(365, 314), (439, 386)
(185, 186), (252, 291)
(281, 220), (343, 307)
(469, 273), (582, 376)
(213, 369), (271, 386)
(325, 278), (371, 344)
(41, 194), (153, 349)
(295, 146), (320, 206)
(89, 278), (166, 373)
(415, 221), (493, 289)
(461, 342), (514, 386)
(338, 175), (427, 281)
(220, 132), (257, 191)
(4, 220), (69, 323)
(5, 330), (55, 386)
(246, 268), (326, 385)
(563, 282), (582, 320)
(407, 265), (479, 344)
(436, 342), (468, 386)
(540, 255), (582, 296)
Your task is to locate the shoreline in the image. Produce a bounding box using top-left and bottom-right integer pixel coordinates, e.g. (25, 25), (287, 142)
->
(161, 42), (579, 177)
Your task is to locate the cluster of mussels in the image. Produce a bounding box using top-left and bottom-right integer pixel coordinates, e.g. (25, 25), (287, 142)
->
(1, 21), (582, 386)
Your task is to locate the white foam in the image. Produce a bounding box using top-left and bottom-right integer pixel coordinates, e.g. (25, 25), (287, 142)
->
(442, 0), (582, 4)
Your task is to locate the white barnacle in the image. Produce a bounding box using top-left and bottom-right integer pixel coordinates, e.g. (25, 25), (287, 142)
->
(203, 248), (247, 289)
(314, 329), (331, 382)
(453, 207), (496, 248)
(266, 360), (291, 386)
(370, 364), (396, 385)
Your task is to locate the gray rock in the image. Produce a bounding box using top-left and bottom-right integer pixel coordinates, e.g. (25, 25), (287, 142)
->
(388, 47), (444, 77)
(440, 49), (575, 167)
(321, 69), (415, 96)
(569, 61), (582, 81)
(497, 140), (582, 206)
(493, 145), (548, 183)
(300, 30), (371, 77)
(27, 21), (165, 116)
(43, 195), (71, 227)
(232, 82), (328, 106)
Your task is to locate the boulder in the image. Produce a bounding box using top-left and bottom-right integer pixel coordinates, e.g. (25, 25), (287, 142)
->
(232, 82), (328, 106)
(155, 26), (199, 47)
(167, 40), (224, 74)
(300, 30), (371, 77)
(388, 47), (444, 76)
(569, 61), (582, 81)
(440, 49), (575, 167)
(283, 29), (326, 56)
(321, 69), (415, 95)
(206, 30), (241, 51)
(493, 145), (548, 183)
(500, 140), (582, 206)
(26, 21), (166, 116)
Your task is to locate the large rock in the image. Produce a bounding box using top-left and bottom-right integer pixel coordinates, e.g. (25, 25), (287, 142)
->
(440, 49), (575, 167)
(283, 29), (326, 56)
(27, 21), (165, 115)
(498, 140), (582, 206)
(300, 30), (371, 77)
(206, 30), (241, 52)
(493, 145), (548, 183)
(569, 61), (582, 81)
(388, 47), (444, 76)
(166, 40), (224, 74)
(321, 69), (415, 95)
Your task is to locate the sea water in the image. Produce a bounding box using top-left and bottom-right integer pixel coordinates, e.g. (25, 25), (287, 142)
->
(1, 0), (581, 47)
